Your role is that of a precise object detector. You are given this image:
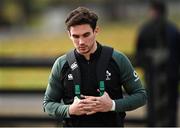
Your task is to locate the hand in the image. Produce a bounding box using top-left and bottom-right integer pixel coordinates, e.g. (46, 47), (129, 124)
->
(82, 92), (113, 115)
(68, 96), (90, 116)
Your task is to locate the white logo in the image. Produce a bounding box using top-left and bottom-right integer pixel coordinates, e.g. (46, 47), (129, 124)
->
(71, 62), (78, 70)
(106, 70), (111, 80)
(133, 71), (139, 82)
(68, 74), (73, 80)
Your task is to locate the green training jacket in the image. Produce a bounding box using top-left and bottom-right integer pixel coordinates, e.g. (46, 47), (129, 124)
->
(43, 48), (147, 121)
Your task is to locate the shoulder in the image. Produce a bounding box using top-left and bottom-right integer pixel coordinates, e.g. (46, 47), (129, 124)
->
(112, 50), (130, 62)
(55, 54), (67, 66)
(167, 21), (180, 33)
(51, 54), (67, 73)
(53, 54), (67, 68)
(138, 20), (153, 33)
(112, 50), (133, 69)
(111, 50), (137, 83)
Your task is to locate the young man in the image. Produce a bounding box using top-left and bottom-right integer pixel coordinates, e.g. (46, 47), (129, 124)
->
(135, 1), (180, 126)
(43, 7), (147, 127)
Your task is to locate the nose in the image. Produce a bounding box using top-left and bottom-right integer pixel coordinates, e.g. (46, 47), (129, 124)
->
(79, 38), (85, 45)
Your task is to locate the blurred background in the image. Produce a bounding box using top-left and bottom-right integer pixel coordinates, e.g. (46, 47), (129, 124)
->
(0, 0), (179, 127)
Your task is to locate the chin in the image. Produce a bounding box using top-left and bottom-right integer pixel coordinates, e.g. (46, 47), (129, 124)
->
(80, 51), (88, 55)
(80, 51), (89, 55)
(78, 49), (89, 54)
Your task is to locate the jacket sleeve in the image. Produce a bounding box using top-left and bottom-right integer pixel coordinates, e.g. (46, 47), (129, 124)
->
(112, 51), (147, 112)
(43, 55), (69, 120)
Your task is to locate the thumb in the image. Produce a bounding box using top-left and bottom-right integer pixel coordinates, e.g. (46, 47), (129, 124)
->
(74, 96), (80, 103)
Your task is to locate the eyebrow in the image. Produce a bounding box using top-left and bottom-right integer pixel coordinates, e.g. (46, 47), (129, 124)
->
(72, 32), (91, 37)
(82, 32), (90, 36)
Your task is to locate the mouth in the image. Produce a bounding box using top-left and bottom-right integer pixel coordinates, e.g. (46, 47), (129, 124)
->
(79, 46), (87, 50)
(78, 46), (89, 54)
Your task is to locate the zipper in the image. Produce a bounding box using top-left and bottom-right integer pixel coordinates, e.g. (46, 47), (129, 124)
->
(87, 60), (90, 85)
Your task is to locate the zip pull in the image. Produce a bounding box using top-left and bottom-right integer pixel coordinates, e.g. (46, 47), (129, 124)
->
(99, 81), (105, 96)
(75, 84), (81, 99)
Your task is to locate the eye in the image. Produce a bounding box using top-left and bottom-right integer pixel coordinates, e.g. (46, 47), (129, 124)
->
(83, 32), (90, 38)
(72, 35), (79, 39)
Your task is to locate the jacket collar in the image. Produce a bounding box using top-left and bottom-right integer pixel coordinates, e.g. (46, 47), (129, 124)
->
(75, 42), (102, 62)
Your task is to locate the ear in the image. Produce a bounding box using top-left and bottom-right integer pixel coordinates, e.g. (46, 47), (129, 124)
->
(94, 26), (100, 35)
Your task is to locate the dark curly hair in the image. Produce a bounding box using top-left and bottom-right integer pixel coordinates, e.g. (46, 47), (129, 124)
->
(65, 7), (98, 31)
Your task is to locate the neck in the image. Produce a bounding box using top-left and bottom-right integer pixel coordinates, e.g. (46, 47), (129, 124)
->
(84, 42), (97, 60)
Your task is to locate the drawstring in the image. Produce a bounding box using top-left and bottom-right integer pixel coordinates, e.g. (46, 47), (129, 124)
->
(75, 84), (81, 99)
(99, 81), (105, 96)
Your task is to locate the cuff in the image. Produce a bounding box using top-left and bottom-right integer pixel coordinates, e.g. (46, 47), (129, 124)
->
(66, 106), (71, 118)
(66, 111), (70, 118)
(111, 100), (116, 111)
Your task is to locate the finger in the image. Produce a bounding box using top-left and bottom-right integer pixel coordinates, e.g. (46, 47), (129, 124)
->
(104, 91), (108, 95)
(92, 108), (104, 113)
(78, 108), (91, 115)
(79, 101), (97, 111)
(84, 95), (94, 99)
(101, 91), (108, 97)
(78, 103), (86, 108)
(82, 100), (100, 105)
(79, 110), (88, 115)
(82, 105), (93, 110)
(86, 111), (97, 115)
(84, 96), (97, 101)
(80, 99), (98, 105)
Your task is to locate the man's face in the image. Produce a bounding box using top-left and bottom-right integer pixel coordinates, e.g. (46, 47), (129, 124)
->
(149, 8), (159, 19)
(68, 24), (98, 55)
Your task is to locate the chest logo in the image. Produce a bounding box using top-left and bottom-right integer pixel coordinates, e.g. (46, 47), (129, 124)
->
(106, 70), (111, 80)
(133, 71), (139, 82)
(68, 74), (73, 80)
(71, 62), (78, 70)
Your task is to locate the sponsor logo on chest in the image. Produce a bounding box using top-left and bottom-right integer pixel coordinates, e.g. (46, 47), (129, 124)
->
(68, 74), (73, 80)
(67, 70), (112, 81)
(70, 62), (78, 70)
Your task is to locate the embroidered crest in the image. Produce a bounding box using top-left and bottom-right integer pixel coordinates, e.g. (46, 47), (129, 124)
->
(68, 74), (73, 80)
(106, 70), (111, 80)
